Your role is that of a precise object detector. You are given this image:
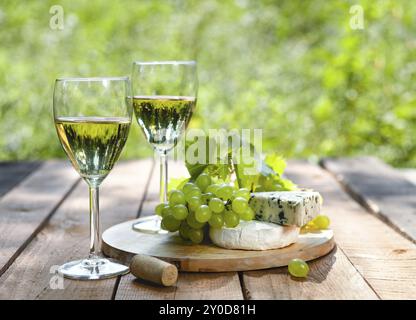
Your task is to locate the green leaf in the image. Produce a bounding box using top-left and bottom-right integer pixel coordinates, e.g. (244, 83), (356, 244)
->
(234, 161), (260, 192)
(280, 178), (297, 191)
(234, 147), (296, 192)
(185, 162), (208, 180)
(207, 163), (232, 181)
(184, 135), (210, 179)
(264, 154), (287, 176)
(185, 133), (233, 181)
(168, 177), (189, 191)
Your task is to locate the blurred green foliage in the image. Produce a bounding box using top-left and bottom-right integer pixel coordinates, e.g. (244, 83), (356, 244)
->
(0, 0), (415, 167)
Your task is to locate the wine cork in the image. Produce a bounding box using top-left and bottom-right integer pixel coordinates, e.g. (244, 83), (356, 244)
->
(130, 254), (178, 286)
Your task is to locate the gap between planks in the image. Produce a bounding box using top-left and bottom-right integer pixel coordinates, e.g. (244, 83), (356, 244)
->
(0, 161), (80, 277)
(0, 161), (42, 198)
(321, 156), (416, 244)
(0, 160), (153, 300)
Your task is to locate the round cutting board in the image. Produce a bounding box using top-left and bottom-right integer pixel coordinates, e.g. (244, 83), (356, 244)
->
(102, 216), (335, 272)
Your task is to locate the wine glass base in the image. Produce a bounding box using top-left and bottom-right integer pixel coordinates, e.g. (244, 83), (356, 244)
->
(132, 215), (168, 234)
(58, 257), (129, 280)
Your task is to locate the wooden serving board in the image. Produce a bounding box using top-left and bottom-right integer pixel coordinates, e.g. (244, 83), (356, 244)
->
(102, 216), (335, 272)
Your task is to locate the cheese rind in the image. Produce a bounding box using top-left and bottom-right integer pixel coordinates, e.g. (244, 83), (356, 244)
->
(209, 220), (299, 250)
(249, 191), (321, 227)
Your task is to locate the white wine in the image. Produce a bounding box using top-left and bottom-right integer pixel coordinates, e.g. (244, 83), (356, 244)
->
(133, 96), (195, 150)
(55, 116), (131, 186)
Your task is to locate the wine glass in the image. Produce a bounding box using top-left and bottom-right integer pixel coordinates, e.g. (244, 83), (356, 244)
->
(131, 61), (198, 233)
(53, 77), (132, 280)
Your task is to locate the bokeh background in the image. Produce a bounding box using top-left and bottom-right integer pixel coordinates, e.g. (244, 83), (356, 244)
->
(0, 0), (415, 167)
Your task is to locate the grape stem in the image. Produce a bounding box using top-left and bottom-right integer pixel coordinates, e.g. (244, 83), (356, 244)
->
(229, 158), (240, 189)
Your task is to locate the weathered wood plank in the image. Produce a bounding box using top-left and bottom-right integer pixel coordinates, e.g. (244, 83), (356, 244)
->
(321, 156), (416, 242)
(0, 161), (79, 276)
(0, 161), (41, 198)
(0, 160), (153, 300)
(243, 246), (378, 300)
(115, 160), (244, 300)
(285, 160), (416, 300)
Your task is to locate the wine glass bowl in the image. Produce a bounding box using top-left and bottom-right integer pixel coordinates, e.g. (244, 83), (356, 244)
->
(53, 77), (132, 280)
(133, 95), (196, 152)
(132, 61), (197, 152)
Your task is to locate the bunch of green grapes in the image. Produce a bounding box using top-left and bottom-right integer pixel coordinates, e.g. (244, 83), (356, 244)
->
(155, 173), (255, 244)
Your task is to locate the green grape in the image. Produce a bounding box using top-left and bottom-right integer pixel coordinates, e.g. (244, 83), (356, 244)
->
(201, 192), (214, 204)
(179, 221), (191, 240)
(208, 198), (225, 213)
(189, 185), (201, 192)
(187, 196), (202, 211)
(239, 207), (255, 221)
(235, 188), (251, 200)
(195, 173), (211, 192)
(208, 214), (224, 228)
(172, 204), (188, 220)
(206, 184), (220, 195)
(186, 212), (205, 229)
(312, 215), (330, 229)
(189, 228), (204, 244)
(301, 220), (317, 233)
(195, 205), (212, 223)
(182, 182), (197, 194)
(185, 188), (202, 201)
(161, 215), (181, 232)
(232, 197), (248, 214)
(216, 185), (234, 200)
(161, 206), (173, 218)
(169, 190), (186, 205)
(224, 211), (239, 228)
(155, 203), (168, 216)
(230, 190), (237, 200)
(288, 259), (309, 278)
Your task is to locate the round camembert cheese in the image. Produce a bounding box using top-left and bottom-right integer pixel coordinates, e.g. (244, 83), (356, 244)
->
(209, 220), (300, 250)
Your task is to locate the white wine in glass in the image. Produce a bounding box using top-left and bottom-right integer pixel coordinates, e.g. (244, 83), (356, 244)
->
(131, 61), (198, 233)
(53, 77), (132, 280)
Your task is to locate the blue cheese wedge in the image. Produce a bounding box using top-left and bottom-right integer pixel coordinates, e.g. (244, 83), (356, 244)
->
(249, 191), (321, 227)
(209, 220), (299, 250)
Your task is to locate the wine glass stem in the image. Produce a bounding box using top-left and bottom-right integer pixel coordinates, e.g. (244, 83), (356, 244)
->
(89, 186), (101, 259)
(159, 150), (168, 203)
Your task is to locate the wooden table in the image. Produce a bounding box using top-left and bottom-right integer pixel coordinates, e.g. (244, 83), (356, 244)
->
(0, 157), (415, 300)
